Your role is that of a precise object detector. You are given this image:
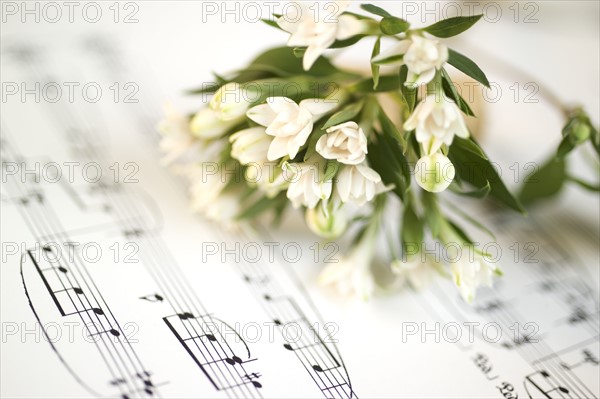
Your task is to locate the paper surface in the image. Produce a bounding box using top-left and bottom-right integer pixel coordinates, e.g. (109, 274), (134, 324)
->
(1, 3), (599, 398)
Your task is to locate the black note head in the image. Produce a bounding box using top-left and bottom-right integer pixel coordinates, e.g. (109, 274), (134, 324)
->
(206, 334), (217, 342)
(273, 319), (281, 325)
(283, 344), (293, 351)
(312, 365), (324, 372)
(109, 329), (121, 337)
(74, 288), (84, 295)
(93, 308), (104, 315)
(58, 267), (68, 273)
(251, 381), (262, 388)
(559, 387), (569, 394)
(232, 356), (242, 364)
(225, 358), (235, 365)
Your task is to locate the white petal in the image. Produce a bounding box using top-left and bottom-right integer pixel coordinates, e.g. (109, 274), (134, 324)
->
(247, 104), (276, 127)
(371, 40), (411, 65)
(318, 261), (352, 285)
(336, 14), (366, 40)
(356, 164), (381, 183)
(267, 137), (290, 161)
(300, 98), (338, 117)
(336, 166), (352, 202)
(414, 68), (436, 86)
(303, 45), (325, 70)
(267, 96), (296, 114)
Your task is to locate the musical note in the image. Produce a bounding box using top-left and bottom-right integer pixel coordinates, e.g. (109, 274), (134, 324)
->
(225, 356), (243, 365)
(524, 370), (571, 399)
(139, 293), (164, 303)
(243, 373), (262, 388)
(568, 307), (588, 324)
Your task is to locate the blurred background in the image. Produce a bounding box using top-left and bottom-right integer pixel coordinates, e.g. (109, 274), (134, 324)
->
(1, 2), (599, 398)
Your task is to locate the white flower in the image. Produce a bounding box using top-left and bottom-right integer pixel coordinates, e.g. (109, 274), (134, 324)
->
(414, 152), (455, 193)
(372, 35), (448, 87)
(229, 127), (271, 165)
(403, 95), (469, 155)
(210, 82), (251, 121)
(277, 1), (368, 70)
(247, 97), (337, 161)
(305, 200), (347, 239)
(158, 104), (198, 165)
(318, 222), (378, 300)
(245, 161), (288, 198)
(391, 255), (439, 291)
(190, 107), (238, 139)
(316, 121), (368, 165)
(203, 190), (243, 230)
(451, 253), (497, 303)
(185, 163), (230, 212)
(285, 160), (332, 209)
(336, 164), (389, 206)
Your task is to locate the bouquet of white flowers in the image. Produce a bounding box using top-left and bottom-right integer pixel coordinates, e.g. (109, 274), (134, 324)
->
(160, 1), (599, 302)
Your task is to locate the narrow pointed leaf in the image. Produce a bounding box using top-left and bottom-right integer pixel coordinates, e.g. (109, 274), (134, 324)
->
(424, 15), (483, 38)
(360, 3), (392, 17)
(380, 16), (410, 35)
(448, 49), (490, 88)
(322, 101), (365, 130)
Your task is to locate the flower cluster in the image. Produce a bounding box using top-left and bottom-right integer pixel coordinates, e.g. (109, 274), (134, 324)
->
(160, 1), (527, 303)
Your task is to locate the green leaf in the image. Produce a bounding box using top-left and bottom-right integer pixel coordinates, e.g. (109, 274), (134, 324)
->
(448, 49), (490, 88)
(449, 138), (525, 213)
(232, 47), (341, 83)
(237, 194), (285, 220)
(349, 74), (400, 93)
(448, 220), (476, 246)
(441, 70), (475, 117)
(359, 95), (380, 136)
(323, 161), (340, 182)
(519, 158), (566, 205)
(330, 34), (368, 49)
(567, 176), (600, 192)
(368, 129), (411, 202)
(293, 47), (306, 58)
(444, 201), (496, 240)
(556, 134), (576, 159)
(423, 14), (483, 38)
(380, 16), (410, 35)
(399, 65), (417, 112)
(371, 37), (381, 90)
(360, 3), (392, 17)
(402, 202), (424, 252)
(378, 104), (407, 151)
(421, 191), (443, 238)
(449, 180), (491, 198)
(452, 136), (487, 159)
(261, 18), (283, 30)
(322, 100), (364, 130)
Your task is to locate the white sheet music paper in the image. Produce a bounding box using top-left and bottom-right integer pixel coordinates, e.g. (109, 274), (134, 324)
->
(1, 6), (599, 399)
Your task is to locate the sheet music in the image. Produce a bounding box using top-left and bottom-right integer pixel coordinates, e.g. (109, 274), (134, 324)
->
(2, 25), (599, 399)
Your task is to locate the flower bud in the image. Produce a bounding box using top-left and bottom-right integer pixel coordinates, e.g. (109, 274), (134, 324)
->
(572, 121), (591, 144)
(305, 201), (347, 239)
(414, 153), (455, 193)
(190, 107), (236, 139)
(210, 82), (250, 121)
